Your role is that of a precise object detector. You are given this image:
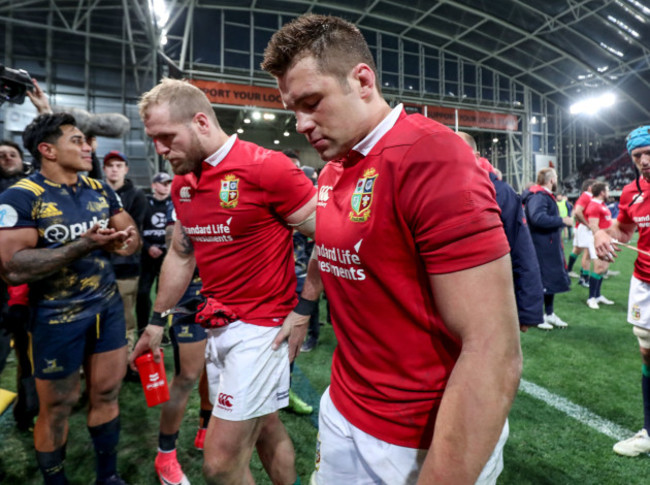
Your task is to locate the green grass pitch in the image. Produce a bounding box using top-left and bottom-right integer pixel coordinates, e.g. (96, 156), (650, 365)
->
(2, 237), (650, 484)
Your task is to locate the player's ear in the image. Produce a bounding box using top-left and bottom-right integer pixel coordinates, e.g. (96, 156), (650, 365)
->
(354, 63), (377, 100)
(192, 112), (211, 135)
(37, 142), (56, 162)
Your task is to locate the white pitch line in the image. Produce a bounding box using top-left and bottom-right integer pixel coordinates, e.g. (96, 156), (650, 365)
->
(519, 379), (633, 441)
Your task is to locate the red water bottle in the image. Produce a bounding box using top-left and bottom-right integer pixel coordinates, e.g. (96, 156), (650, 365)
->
(135, 349), (170, 407)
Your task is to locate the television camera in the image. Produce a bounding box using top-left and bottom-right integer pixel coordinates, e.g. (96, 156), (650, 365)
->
(0, 64), (35, 106)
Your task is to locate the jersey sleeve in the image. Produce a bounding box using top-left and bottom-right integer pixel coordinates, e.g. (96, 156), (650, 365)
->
(397, 131), (509, 274)
(261, 153), (316, 219)
(618, 184), (637, 226)
(0, 185), (38, 230)
(100, 182), (124, 216)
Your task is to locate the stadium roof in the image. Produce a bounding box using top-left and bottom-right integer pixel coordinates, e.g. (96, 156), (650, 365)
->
(1, 0), (649, 135)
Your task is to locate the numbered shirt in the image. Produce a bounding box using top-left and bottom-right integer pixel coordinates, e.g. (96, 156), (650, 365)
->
(0, 172), (122, 323)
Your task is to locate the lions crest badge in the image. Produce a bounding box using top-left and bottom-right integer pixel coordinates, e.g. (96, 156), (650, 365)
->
(633, 304), (641, 321)
(220, 174), (239, 209)
(349, 168), (378, 222)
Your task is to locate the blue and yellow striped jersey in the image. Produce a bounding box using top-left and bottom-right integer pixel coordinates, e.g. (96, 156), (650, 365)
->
(0, 172), (124, 324)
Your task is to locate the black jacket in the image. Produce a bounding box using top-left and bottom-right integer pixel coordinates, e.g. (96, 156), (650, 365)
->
(111, 178), (148, 279)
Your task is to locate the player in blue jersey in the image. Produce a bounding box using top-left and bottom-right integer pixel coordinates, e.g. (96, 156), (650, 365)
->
(0, 113), (140, 485)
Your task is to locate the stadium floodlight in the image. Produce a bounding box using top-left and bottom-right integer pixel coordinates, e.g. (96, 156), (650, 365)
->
(569, 92), (616, 115)
(252, 111), (262, 120)
(150, 0), (169, 26)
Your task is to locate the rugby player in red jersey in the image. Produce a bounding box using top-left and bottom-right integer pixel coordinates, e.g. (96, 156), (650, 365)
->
(130, 79), (316, 485)
(584, 182), (615, 309)
(262, 14), (522, 485)
(567, 178), (596, 286)
(595, 126), (650, 457)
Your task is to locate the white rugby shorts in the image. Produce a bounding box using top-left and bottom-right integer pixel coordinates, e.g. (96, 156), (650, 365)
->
(573, 224), (594, 252)
(628, 276), (650, 348)
(204, 320), (290, 421)
(311, 387), (508, 485)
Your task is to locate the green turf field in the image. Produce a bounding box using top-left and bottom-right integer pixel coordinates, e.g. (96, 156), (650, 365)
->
(2, 238), (650, 484)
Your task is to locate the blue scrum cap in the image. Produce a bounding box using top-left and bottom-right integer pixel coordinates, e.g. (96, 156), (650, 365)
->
(626, 126), (650, 154)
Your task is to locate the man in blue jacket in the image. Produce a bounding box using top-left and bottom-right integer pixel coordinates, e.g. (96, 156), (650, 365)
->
(524, 167), (573, 328)
(458, 132), (545, 331)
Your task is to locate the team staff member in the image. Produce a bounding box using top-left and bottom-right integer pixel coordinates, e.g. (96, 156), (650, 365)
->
(262, 14), (521, 484)
(0, 113), (139, 485)
(457, 132), (545, 331)
(523, 168), (573, 328)
(130, 78), (316, 485)
(136, 172), (173, 335)
(594, 126), (650, 457)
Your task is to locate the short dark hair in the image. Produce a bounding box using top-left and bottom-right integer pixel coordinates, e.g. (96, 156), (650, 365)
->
(591, 182), (609, 198)
(582, 178), (596, 192)
(0, 139), (23, 160)
(282, 149), (299, 160)
(262, 14), (379, 92)
(23, 113), (77, 162)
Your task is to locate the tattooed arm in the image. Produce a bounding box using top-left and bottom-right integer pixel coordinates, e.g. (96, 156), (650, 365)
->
(0, 224), (134, 285)
(129, 220), (196, 367)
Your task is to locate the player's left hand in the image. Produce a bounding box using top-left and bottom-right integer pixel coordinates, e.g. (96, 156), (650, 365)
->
(100, 225), (137, 254)
(272, 311), (309, 362)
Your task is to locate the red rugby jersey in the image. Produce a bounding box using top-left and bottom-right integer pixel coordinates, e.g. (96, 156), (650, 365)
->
(574, 191), (593, 228)
(171, 137), (315, 326)
(619, 178), (650, 283)
(584, 199), (612, 230)
(317, 110), (509, 448)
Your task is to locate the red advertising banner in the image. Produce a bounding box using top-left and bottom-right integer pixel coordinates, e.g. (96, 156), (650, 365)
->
(191, 80), (518, 131)
(422, 105), (518, 131)
(190, 80), (285, 110)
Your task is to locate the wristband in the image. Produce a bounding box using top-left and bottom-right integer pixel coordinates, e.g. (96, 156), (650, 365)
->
(294, 296), (318, 316)
(149, 311), (168, 327)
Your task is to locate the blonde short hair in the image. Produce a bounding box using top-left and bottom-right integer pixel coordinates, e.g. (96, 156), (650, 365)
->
(138, 78), (218, 126)
(536, 167), (556, 186)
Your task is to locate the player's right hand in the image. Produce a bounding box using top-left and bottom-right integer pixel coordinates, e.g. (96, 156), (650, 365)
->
(26, 78), (53, 114)
(128, 324), (164, 371)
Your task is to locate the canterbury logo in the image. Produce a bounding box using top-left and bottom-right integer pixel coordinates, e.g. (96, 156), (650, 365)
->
(218, 393), (233, 408)
(319, 185), (332, 202)
(318, 185), (333, 207)
(179, 186), (191, 200)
